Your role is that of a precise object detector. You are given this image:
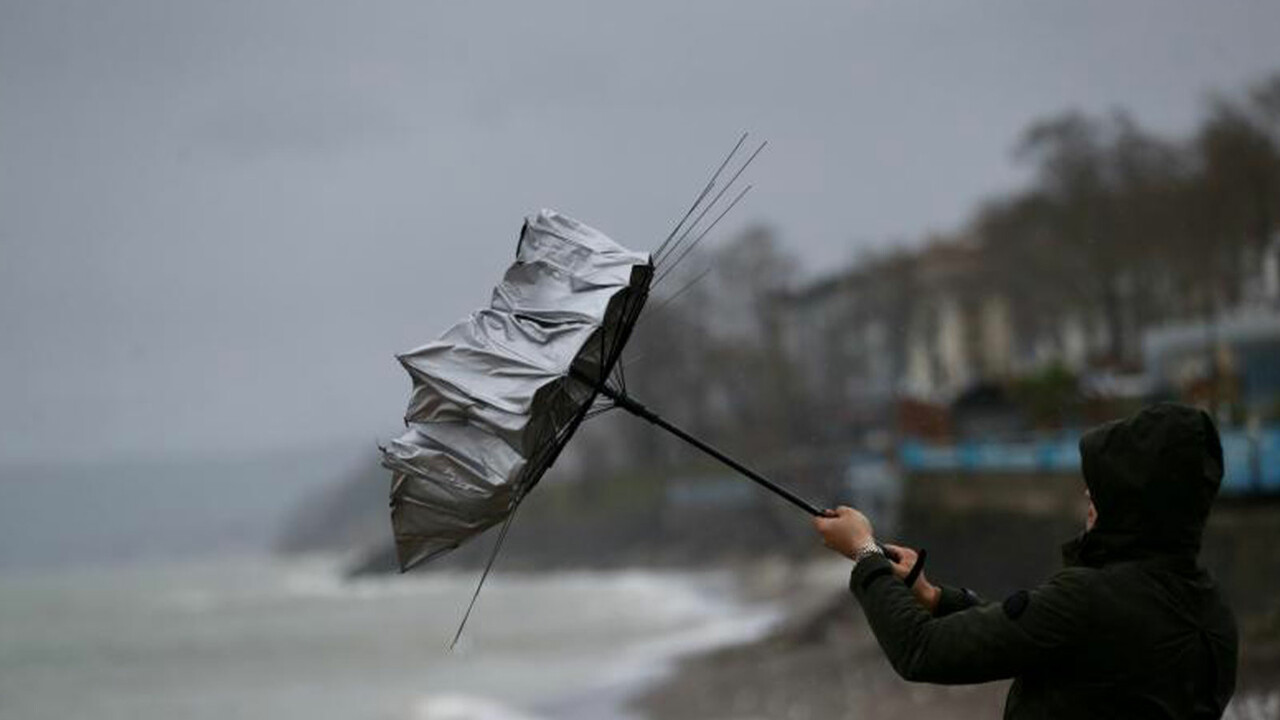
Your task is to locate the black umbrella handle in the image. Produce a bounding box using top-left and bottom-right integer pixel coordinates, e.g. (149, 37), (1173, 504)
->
(591, 382), (922, 572)
(595, 383), (829, 517)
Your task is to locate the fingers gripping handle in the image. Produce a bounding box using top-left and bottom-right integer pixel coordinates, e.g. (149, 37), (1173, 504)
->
(875, 545), (928, 587)
(902, 548), (928, 587)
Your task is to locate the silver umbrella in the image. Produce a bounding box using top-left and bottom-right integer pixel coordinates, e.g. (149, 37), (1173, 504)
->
(381, 209), (653, 572)
(381, 136), (867, 644)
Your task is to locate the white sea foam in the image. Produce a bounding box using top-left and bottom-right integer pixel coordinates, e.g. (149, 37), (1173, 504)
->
(597, 596), (781, 688)
(163, 555), (732, 608)
(14, 555), (784, 720)
(411, 694), (548, 720)
(403, 566), (782, 718)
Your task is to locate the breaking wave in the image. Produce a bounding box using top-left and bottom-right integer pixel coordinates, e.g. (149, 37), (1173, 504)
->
(411, 694), (547, 720)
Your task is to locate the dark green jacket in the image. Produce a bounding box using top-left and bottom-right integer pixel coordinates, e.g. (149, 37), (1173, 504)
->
(852, 404), (1238, 718)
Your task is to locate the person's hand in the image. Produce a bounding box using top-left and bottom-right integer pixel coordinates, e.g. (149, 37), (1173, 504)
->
(883, 543), (941, 613)
(812, 506), (874, 559)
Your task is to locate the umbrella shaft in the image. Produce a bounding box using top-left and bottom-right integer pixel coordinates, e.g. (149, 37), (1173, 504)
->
(596, 383), (827, 517)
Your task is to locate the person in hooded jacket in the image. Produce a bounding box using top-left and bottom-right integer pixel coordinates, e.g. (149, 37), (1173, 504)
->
(814, 403), (1238, 718)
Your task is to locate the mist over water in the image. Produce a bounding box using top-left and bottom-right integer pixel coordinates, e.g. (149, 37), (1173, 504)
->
(0, 556), (780, 720)
(0, 446), (366, 570)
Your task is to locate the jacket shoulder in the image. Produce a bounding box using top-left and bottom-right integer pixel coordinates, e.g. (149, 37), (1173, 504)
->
(1042, 565), (1103, 596)
(1010, 566), (1101, 629)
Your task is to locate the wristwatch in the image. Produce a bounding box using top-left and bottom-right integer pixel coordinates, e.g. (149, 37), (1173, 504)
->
(850, 539), (883, 569)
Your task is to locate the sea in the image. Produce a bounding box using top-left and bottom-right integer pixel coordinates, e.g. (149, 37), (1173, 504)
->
(0, 555), (781, 720)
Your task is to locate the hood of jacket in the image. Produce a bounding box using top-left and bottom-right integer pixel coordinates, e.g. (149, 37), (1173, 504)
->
(1064, 403), (1224, 567)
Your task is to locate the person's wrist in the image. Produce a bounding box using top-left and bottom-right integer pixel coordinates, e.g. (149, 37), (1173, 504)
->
(920, 582), (941, 613)
(850, 538), (881, 564)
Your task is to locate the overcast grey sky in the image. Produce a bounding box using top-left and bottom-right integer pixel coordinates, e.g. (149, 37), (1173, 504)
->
(3, 0), (1280, 465)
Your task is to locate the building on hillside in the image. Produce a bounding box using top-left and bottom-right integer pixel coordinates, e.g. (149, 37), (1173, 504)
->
(774, 231), (1280, 441)
(900, 239), (1015, 401)
(774, 238), (1020, 436)
(1240, 234), (1280, 311)
(772, 253), (913, 440)
(1143, 309), (1280, 418)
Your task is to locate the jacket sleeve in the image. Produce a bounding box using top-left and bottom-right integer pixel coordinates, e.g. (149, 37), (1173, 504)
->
(933, 584), (983, 617)
(849, 554), (1094, 684)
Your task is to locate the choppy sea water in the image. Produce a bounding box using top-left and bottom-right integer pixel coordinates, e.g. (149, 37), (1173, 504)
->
(0, 556), (780, 720)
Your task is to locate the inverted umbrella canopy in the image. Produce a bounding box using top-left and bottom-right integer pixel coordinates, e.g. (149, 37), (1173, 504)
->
(379, 137), (873, 646)
(381, 210), (653, 571)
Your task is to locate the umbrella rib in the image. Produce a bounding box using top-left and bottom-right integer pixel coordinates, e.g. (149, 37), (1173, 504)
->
(447, 406), (577, 650)
(450, 495), (524, 650)
(615, 293), (629, 393)
(612, 287), (643, 393)
(653, 185), (753, 289)
(618, 352), (647, 372)
(656, 140), (766, 268)
(652, 266), (713, 313)
(598, 309), (609, 382)
(652, 132), (748, 261)
(656, 179), (715, 264)
(628, 267), (712, 336)
(585, 403), (617, 421)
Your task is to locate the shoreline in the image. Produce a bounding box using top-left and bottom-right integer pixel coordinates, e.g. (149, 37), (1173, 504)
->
(625, 566), (1280, 720)
(523, 557), (852, 720)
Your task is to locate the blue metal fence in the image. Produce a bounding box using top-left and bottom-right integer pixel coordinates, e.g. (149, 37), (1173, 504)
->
(899, 427), (1280, 495)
